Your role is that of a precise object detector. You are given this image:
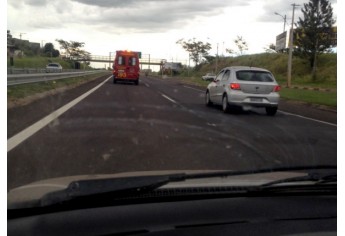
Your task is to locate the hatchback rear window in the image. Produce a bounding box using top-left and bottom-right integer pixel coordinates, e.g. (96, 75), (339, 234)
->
(236, 70), (274, 82)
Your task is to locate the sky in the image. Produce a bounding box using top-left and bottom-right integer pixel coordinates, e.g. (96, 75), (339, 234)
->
(6, 0), (339, 69)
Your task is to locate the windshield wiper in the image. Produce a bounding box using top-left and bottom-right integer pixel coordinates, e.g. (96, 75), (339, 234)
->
(260, 172), (337, 188)
(177, 165), (336, 181)
(13, 165), (337, 208)
(39, 173), (186, 207)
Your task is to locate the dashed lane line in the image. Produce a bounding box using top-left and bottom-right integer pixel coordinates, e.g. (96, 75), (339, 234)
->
(183, 85), (204, 92)
(161, 94), (178, 104)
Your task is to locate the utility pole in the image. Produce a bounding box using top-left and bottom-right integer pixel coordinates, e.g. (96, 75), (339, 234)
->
(215, 43), (219, 73)
(19, 33), (26, 57)
(19, 33), (26, 39)
(287, 3), (300, 88)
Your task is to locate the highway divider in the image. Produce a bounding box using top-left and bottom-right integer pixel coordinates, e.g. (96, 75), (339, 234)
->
(7, 70), (106, 86)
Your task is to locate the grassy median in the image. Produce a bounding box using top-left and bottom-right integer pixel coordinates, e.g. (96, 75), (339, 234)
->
(8, 71), (110, 100)
(279, 88), (337, 108)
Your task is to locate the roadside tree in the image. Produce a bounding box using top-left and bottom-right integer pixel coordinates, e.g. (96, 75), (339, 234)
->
(42, 43), (60, 57)
(176, 38), (212, 67)
(234, 36), (248, 55)
(225, 36), (249, 56)
(295, 0), (335, 79)
(56, 39), (90, 68)
(56, 39), (89, 59)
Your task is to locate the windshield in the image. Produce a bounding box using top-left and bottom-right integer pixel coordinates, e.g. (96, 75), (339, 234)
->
(7, 0), (337, 206)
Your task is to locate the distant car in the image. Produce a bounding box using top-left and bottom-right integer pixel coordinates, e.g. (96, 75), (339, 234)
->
(205, 66), (280, 116)
(202, 73), (216, 81)
(46, 63), (63, 73)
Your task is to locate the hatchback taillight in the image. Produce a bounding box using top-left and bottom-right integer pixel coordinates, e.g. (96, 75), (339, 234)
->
(230, 83), (241, 90)
(273, 85), (281, 92)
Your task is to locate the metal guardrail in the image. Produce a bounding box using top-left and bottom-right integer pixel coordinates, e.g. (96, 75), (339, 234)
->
(7, 70), (107, 86)
(7, 68), (87, 74)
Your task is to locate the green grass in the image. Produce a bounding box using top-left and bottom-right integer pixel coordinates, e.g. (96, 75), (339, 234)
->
(279, 88), (337, 107)
(178, 76), (211, 87)
(7, 56), (92, 70)
(8, 72), (110, 100)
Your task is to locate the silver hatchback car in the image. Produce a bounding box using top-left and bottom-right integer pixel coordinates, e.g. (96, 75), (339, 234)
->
(205, 66), (280, 116)
(46, 63), (63, 73)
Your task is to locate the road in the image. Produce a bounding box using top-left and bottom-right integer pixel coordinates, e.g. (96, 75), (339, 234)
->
(7, 74), (337, 190)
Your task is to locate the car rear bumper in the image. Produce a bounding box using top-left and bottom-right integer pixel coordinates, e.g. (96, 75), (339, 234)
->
(114, 77), (139, 81)
(227, 92), (279, 107)
(113, 75), (139, 82)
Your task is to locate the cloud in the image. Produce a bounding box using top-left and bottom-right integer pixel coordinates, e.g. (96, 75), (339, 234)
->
(67, 0), (251, 33)
(258, 0), (338, 23)
(8, 0), (48, 8)
(25, 0), (48, 6)
(71, 0), (249, 10)
(71, 0), (140, 8)
(8, 0), (253, 34)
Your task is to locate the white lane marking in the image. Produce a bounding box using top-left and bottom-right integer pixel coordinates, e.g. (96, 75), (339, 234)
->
(279, 110), (337, 127)
(183, 85), (205, 92)
(161, 94), (177, 104)
(7, 76), (111, 152)
(145, 83), (150, 88)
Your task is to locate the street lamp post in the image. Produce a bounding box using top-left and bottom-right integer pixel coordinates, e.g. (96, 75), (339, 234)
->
(287, 3), (300, 88)
(274, 12), (287, 32)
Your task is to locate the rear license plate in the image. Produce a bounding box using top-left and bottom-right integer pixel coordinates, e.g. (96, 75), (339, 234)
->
(250, 97), (263, 102)
(118, 72), (126, 78)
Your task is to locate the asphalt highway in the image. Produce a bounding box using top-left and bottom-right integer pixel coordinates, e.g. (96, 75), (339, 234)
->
(7, 74), (337, 190)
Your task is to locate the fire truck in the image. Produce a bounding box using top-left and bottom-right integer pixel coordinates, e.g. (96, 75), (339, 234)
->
(112, 50), (140, 85)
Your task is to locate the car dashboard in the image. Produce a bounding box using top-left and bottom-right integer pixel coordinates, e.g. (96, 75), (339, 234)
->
(8, 192), (336, 236)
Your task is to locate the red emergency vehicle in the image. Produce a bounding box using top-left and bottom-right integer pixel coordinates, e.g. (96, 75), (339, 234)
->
(112, 50), (140, 85)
